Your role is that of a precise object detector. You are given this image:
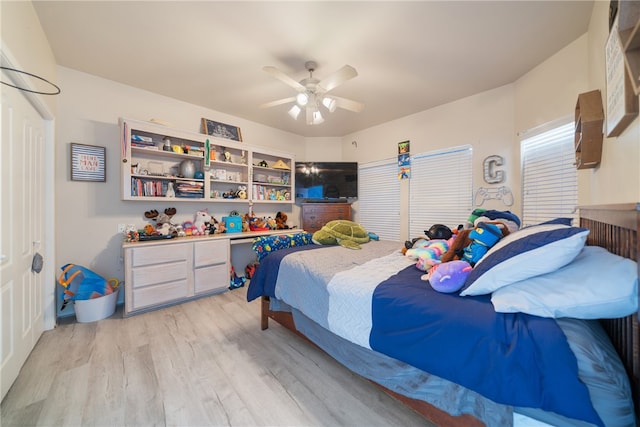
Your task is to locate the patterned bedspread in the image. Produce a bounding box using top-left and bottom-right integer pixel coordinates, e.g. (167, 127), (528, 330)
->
(247, 241), (603, 426)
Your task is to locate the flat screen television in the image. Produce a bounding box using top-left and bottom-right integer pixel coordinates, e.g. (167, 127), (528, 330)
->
(295, 162), (358, 201)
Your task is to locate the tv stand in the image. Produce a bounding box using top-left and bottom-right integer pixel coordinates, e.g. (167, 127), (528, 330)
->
(301, 202), (352, 234)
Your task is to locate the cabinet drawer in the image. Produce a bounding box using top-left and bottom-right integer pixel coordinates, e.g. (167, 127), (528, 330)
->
(131, 243), (189, 267)
(131, 280), (189, 310)
(194, 263), (228, 294)
(131, 262), (188, 288)
(194, 239), (228, 267)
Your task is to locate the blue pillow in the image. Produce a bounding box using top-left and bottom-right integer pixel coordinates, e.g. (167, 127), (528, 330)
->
(491, 246), (638, 318)
(460, 223), (589, 296)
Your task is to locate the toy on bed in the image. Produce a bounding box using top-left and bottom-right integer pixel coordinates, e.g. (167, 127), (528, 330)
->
(462, 222), (503, 266)
(144, 207), (178, 236)
(312, 220), (371, 249)
(405, 239), (451, 271)
(422, 260), (473, 292)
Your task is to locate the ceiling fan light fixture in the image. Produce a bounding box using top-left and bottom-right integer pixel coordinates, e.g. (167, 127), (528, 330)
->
(322, 96), (337, 113)
(312, 110), (324, 125)
(296, 92), (308, 106)
(288, 105), (302, 120)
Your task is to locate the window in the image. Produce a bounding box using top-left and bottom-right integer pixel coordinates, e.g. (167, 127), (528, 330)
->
(409, 145), (473, 237)
(520, 120), (577, 227)
(358, 159), (401, 240)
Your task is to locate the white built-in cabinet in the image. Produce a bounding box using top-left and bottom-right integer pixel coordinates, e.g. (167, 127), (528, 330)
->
(123, 236), (229, 316)
(120, 117), (294, 204)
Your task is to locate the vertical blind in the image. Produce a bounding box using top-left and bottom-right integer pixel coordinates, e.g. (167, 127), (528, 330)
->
(358, 159), (401, 240)
(409, 145), (473, 237)
(520, 122), (578, 227)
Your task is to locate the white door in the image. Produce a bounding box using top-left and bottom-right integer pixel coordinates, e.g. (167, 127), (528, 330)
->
(1, 70), (47, 400)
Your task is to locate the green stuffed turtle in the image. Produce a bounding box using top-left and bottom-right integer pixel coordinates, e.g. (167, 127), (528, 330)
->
(312, 219), (370, 249)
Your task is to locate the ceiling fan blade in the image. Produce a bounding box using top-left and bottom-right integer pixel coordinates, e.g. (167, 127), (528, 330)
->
(259, 96), (296, 109)
(333, 96), (364, 113)
(318, 65), (358, 92)
(263, 66), (305, 91)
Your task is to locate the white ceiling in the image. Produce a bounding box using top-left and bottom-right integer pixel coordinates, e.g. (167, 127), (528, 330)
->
(32, 1), (594, 138)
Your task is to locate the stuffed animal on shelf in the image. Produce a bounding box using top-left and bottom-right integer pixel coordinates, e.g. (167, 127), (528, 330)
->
(275, 211), (289, 229)
(194, 209), (212, 235)
(144, 207), (178, 236)
(422, 260), (472, 293)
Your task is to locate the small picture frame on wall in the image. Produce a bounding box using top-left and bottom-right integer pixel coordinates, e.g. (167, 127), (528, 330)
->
(70, 143), (106, 182)
(201, 118), (243, 142)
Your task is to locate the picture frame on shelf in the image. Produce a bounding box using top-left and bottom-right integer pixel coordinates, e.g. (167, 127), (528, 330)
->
(605, 14), (639, 137)
(201, 118), (243, 142)
(70, 143), (106, 182)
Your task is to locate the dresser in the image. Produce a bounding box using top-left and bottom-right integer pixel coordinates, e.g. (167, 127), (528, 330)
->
(301, 202), (352, 234)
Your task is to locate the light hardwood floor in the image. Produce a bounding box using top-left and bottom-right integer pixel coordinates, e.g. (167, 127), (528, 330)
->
(1, 286), (433, 426)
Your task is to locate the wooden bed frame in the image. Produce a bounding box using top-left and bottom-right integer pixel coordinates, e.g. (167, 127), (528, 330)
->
(260, 203), (640, 427)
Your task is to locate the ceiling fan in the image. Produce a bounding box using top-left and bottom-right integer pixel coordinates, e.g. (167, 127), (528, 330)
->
(260, 61), (364, 125)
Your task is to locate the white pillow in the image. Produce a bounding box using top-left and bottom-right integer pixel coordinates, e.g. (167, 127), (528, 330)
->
(491, 246), (638, 319)
(460, 223), (589, 296)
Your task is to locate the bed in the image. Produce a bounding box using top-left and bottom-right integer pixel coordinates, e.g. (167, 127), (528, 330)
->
(247, 204), (640, 427)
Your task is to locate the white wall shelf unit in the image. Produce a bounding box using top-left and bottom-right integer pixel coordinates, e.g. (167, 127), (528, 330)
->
(120, 117), (294, 204)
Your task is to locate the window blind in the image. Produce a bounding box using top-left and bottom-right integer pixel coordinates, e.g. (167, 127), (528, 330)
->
(520, 122), (577, 227)
(358, 159), (401, 241)
(409, 145), (473, 237)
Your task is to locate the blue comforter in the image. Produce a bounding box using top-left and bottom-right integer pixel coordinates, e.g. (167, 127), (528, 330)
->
(247, 243), (602, 426)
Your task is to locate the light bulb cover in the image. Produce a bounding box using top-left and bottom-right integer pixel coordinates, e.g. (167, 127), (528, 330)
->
(288, 105), (301, 120)
(296, 93), (308, 106)
(322, 97), (337, 113)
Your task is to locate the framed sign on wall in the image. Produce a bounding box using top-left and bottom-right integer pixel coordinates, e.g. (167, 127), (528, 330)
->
(605, 14), (638, 137)
(70, 143), (106, 182)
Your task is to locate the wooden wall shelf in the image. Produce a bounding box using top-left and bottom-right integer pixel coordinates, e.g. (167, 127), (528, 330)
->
(574, 90), (604, 169)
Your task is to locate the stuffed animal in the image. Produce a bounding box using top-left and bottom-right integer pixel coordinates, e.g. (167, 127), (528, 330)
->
(144, 207), (178, 236)
(275, 211), (289, 229)
(194, 209), (212, 235)
(462, 222), (503, 266)
(229, 266), (246, 289)
(405, 239), (450, 271)
(312, 220), (370, 249)
(423, 260), (472, 293)
(236, 185), (247, 199)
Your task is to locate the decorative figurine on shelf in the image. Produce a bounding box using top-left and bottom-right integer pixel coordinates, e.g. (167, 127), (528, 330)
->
(162, 137), (171, 152)
(241, 150), (247, 164)
(223, 148), (232, 162)
(257, 160), (268, 167)
(236, 185), (247, 199)
(165, 182), (175, 198)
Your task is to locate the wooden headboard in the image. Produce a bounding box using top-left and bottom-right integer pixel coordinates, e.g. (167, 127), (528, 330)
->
(579, 203), (639, 419)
